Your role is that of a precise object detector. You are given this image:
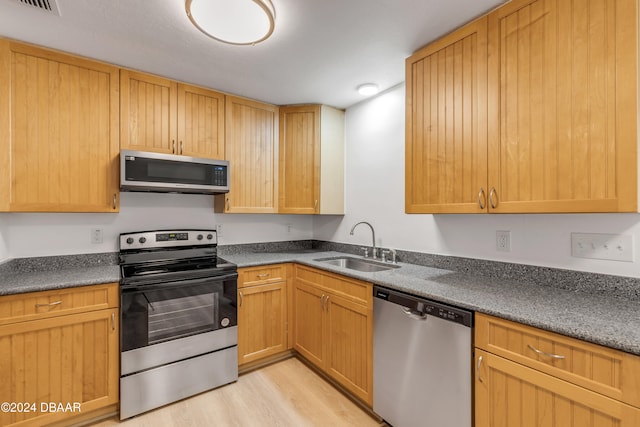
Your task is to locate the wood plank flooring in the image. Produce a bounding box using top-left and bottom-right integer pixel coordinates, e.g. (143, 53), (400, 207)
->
(88, 358), (382, 427)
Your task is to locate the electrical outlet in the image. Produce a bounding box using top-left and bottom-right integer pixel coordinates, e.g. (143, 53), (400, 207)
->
(91, 228), (103, 244)
(216, 224), (224, 237)
(571, 233), (633, 262)
(496, 230), (511, 252)
(286, 223), (292, 233)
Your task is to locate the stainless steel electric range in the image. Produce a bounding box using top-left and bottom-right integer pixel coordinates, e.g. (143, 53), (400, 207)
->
(118, 229), (238, 419)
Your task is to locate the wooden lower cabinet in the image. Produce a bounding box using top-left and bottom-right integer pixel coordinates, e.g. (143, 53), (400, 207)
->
(238, 281), (288, 365)
(0, 302), (119, 427)
(475, 349), (640, 426)
(237, 265), (290, 367)
(292, 266), (373, 406)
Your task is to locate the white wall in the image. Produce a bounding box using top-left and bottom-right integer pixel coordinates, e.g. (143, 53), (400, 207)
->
(6, 192), (312, 258)
(314, 84), (640, 278)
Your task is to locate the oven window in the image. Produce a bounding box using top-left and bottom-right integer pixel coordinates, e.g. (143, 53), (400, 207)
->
(121, 277), (237, 352)
(148, 293), (218, 344)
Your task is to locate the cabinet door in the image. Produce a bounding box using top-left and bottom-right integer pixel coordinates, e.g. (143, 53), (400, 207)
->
(405, 18), (488, 213)
(325, 292), (373, 406)
(292, 280), (325, 368)
(487, 0), (637, 213)
(279, 105), (320, 214)
(120, 69), (177, 154)
(0, 309), (119, 427)
(475, 350), (640, 427)
(238, 282), (287, 366)
(218, 96), (278, 213)
(0, 41), (120, 212)
(177, 83), (225, 160)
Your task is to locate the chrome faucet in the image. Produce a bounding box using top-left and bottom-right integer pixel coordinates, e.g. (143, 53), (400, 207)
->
(350, 221), (377, 259)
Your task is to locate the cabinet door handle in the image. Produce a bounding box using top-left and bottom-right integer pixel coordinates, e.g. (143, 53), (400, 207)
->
(527, 344), (565, 360)
(324, 295), (329, 309)
(489, 187), (498, 209)
(172, 139), (176, 153)
(256, 273), (270, 278)
(320, 294), (326, 309)
(477, 355), (484, 383)
(180, 140), (183, 155)
(111, 312), (116, 331)
(35, 300), (62, 308)
(113, 193), (117, 210)
(478, 188), (486, 210)
(314, 199), (318, 210)
(226, 198), (230, 211)
(239, 291), (243, 307)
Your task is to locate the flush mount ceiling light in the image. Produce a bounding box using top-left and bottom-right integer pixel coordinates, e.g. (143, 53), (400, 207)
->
(186, 0), (275, 46)
(357, 83), (379, 96)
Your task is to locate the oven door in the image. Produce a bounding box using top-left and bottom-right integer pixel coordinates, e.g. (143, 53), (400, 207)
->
(120, 272), (237, 353)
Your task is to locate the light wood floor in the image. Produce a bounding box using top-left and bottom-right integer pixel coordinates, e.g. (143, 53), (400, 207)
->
(88, 357), (382, 427)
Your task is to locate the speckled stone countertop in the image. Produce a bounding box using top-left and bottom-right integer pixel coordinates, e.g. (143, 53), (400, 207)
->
(222, 250), (640, 356)
(1, 246), (638, 357)
(0, 253), (120, 296)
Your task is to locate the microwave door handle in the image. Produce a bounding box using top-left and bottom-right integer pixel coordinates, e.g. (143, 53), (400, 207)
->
(121, 273), (239, 292)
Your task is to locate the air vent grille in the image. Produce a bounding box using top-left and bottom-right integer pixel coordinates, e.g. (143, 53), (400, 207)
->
(11, 0), (60, 15)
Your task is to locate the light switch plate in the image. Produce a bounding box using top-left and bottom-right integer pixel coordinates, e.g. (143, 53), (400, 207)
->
(571, 233), (633, 262)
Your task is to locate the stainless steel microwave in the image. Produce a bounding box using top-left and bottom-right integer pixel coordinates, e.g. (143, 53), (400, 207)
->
(120, 150), (230, 194)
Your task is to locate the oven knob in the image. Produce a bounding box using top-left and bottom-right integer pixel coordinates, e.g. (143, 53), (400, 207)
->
(221, 318), (230, 327)
(126, 237), (134, 245)
(139, 237), (146, 244)
(207, 234), (213, 240)
(197, 234), (203, 240)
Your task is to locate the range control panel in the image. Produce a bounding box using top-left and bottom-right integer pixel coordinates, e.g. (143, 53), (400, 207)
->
(120, 229), (217, 250)
(374, 286), (473, 327)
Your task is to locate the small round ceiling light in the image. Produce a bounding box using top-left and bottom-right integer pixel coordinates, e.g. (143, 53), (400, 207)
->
(186, 0), (276, 46)
(357, 83), (380, 96)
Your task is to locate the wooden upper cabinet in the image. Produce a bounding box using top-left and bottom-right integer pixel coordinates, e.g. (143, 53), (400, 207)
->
(487, 0), (637, 213)
(0, 40), (120, 212)
(215, 95), (278, 213)
(405, 17), (488, 213)
(279, 105), (345, 214)
(120, 70), (176, 155)
(177, 83), (225, 159)
(120, 70), (225, 159)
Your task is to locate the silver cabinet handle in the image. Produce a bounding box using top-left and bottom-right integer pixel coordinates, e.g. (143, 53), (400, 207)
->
(478, 188), (486, 209)
(111, 312), (115, 331)
(402, 307), (428, 321)
(35, 300), (62, 308)
(314, 199), (318, 211)
(477, 355), (484, 383)
(113, 193), (117, 210)
(489, 187), (498, 209)
(256, 273), (270, 278)
(528, 344), (565, 360)
(239, 291), (243, 307)
(320, 294), (325, 309)
(325, 295), (330, 309)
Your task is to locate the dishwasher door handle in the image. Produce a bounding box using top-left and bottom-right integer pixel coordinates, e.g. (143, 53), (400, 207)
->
(402, 307), (428, 321)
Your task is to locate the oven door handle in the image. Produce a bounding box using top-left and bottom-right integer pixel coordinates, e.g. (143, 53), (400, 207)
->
(120, 272), (238, 292)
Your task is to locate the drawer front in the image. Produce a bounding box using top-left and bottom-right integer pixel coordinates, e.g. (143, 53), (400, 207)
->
(476, 313), (640, 408)
(294, 265), (371, 306)
(0, 283), (119, 326)
(239, 264), (286, 288)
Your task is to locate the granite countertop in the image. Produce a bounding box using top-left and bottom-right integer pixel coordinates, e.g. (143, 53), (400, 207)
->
(1, 248), (638, 357)
(223, 251), (640, 356)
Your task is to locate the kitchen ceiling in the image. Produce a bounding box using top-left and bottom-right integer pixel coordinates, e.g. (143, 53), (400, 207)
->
(0, 0), (505, 109)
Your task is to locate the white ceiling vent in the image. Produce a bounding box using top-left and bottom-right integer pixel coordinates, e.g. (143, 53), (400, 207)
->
(10, 0), (60, 16)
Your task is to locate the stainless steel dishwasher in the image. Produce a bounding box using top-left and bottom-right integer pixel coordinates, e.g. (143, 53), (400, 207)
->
(373, 286), (473, 427)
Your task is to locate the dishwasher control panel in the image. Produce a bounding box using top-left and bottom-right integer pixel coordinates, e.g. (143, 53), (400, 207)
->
(374, 286), (473, 327)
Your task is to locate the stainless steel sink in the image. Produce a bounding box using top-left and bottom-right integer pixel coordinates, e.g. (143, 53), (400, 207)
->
(313, 256), (400, 273)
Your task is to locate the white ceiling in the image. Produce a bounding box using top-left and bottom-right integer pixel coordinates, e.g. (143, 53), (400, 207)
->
(0, 0), (505, 109)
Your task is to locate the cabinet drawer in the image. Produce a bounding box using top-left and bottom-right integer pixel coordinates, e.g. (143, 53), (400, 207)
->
(294, 265), (371, 306)
(0, 283), (119, 326)
(476, 313), (640, 408)
(239, 264), (286, 288)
